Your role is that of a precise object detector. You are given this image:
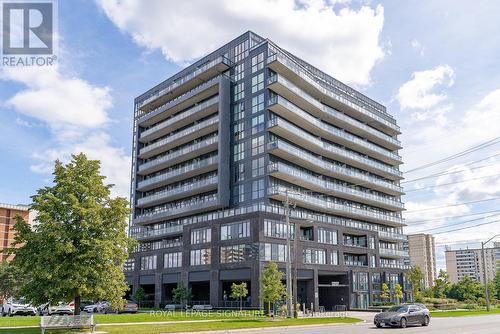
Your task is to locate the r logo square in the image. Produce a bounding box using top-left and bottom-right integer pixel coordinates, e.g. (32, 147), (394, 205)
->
(2, 1), (54, 55)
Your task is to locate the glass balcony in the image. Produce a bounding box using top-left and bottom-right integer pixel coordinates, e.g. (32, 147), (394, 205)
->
(140, 96), (219, 142)
(268, 95), (402, 164)
(268, 116), (403, 179)
(131, 225), (183, 240)
(267, 140), (403, 195)
(137, 56), (230, 112)
(268, 162), (404, 210)
(138, 136), (218, 175)
(139, 116), (219, 158)
(137, 155), (219, 191)
(267, 53), (400, 134)
(379, 248), (409, 258)
(137, 175), (218, 208)
(268, 74), (401, 149)
(377, 230), (407, 241)
(267, 185), (404, 225)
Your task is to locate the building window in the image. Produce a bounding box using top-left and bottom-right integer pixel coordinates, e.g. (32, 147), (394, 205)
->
(190, 248), (211, 266)
(303, 248), (326, 264)
(234, 163), (245, 182)
(251, 73), (264, 93)
(251, 94), (264, 114)
(124, 258), (135, 271)
(221, 221), (251, 240)
(330, 251), (339, 265)
(234, 63), (245, 81)
(234, 40), (249, 62)
(251, 115), (265, 135)
(251, 135), (265, 155)
(261, 243), (287, 262)
(191, 227), (211, 244)
(233, 142), (245, 161)
(264, 219), (293, 239)
(371, 272), (382, 291)
(164, 252), (182, 268)
(370, 254), (377, 268)
(233, 184), (245, 203)
(368, 236), (375, 249)
(252, 179), (264, 199)
(233, 102), (244, 121)
(252, 157), (265, 177)
(353, 272), (369, 291)
(233, 121), (245, 141)
(234, 82), (245, 101)
(140, 255), (157, 270)
(220, 244), (253, 263)
(344, 254), (368, 266)
(318, 228), (337, 245)
(251, 52), (264, 73)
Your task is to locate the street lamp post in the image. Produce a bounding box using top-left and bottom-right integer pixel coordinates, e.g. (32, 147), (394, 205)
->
(481, 234), (500, 312)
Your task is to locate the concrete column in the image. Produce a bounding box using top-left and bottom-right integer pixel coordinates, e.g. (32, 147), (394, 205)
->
(251, 264), (261, 308)
(154, 273), (162, 308)
(313, 268), (319, 311)
(209, 270), (219, 307)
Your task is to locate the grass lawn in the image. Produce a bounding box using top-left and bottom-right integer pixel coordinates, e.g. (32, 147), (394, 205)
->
(431, 308), (500, 317)
(0, 316), (361, 334)
(0, 310), (263, 327)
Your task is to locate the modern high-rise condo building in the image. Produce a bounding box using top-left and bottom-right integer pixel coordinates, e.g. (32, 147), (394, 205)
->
(126, 31), (408, 310)
(407, 234), (437, 289)
(0, 203), (36, 262)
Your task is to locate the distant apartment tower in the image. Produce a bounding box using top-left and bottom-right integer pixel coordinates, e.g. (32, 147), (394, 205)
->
(0, 203), (35, 262)
(407, 234), (436, 288)
(445, 245), (500, 284)
(126, 31), (408, 310)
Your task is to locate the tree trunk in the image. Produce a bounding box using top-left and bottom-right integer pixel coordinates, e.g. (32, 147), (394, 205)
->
(74, 295), (81, 315)
(240, 297), (242, 311)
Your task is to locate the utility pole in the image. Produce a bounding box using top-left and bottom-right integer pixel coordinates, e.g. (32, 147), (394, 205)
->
(293, 218), (298, 318)
(285, 190), (292, 318)
(481, 234), (499, 312)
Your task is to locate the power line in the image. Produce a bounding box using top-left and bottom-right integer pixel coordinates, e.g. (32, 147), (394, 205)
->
(433, 220), (500, 234)
(406, 209), (500, 224)
(407, 212), (500, 228)
(404, 197), (500, 213)
(405, 172), (500, 192)
(404, 136), (500, 174)
(402, 161), (499, 184)
(411, 214), (500, 234)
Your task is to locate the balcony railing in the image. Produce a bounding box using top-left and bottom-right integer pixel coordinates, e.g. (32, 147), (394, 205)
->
(138, 56), (230, 110)
(140, 96), (219, 141)
(267, 140), (403, 194)
(268, 162), (404, 210)
(268, 185), (404, 225)
(377, 230), (407, 241)
(268, 116), (402, 178)
(137, 155), (219, 190)
(131, 225), (183, 240)
(139, 116), (219, 157)
(268, 95), (402, 163)
(344, 260), (368, 267)
(268, 74), (401, 148)
(379, 248), (409, 257)
(137, 176), (218, 207)
(267, 53), (400, 133)
(138, 136), (218, 174)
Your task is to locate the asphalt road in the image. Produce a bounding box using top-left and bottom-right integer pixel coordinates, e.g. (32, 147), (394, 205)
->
(238, 314), (500, 334)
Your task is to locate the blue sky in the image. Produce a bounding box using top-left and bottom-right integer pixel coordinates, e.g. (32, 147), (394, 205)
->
(1, 0), (500, 270)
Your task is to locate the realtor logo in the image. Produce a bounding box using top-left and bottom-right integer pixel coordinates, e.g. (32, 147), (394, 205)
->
(1, 0), (57, 66)
(2, 1), (53, 54)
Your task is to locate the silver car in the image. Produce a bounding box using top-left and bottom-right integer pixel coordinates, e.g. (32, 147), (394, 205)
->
(374, 304), (430, 328)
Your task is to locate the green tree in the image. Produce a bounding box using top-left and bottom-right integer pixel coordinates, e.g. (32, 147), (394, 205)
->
(262, 261), (287, 314)
(132, 287), (146, 308)
(380, 283), (390, 304)
(394, 283), (404, 304)
(0, 261), (24, 301)
(408, 266), (424, 301)
(7, 153), (134, 315)
(495, 269), (500, 300)
(432, 270), (450, 298)
(447, 275), (484, 301)
(172, 283), (192, 307)
(230, 282), (248, 310)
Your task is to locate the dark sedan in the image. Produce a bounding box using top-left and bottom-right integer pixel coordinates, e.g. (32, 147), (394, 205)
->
(374, 304), (430, 328)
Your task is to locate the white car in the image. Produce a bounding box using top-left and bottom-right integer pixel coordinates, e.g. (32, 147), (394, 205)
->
(38, 301), (75, 315)
(83, 301), (107, 313)
(1, 298), (37, 316)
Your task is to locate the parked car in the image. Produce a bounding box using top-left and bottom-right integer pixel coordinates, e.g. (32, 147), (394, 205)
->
(100, 300), (138, 314)
(83, 301), (107, 313)
(38, 301), (75, 316)
(1, 298), (37, 316)
(79, 300), (95, 311)
(374, 304), (430, 328)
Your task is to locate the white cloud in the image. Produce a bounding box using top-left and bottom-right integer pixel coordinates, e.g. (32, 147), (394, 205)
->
(96, 0), (385, 85)
(396, 65), (455, 110)
(1, 65), (130, 198)
(410, 38), (425, 56)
